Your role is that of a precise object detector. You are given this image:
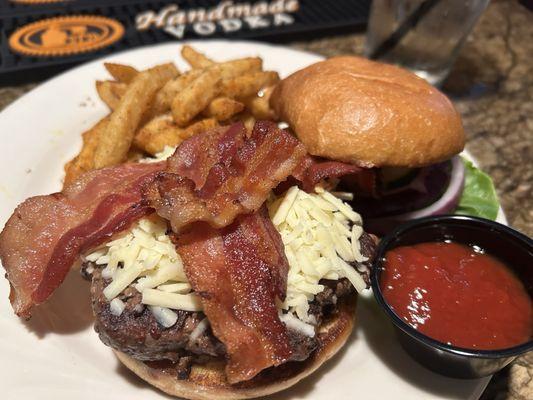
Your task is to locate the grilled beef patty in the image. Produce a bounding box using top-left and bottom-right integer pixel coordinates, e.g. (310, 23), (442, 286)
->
(90, 268), (225, 361)
(85, 232), (376, 378)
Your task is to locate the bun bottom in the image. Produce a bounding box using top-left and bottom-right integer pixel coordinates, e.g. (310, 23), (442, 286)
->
(114, 294), (357, 400)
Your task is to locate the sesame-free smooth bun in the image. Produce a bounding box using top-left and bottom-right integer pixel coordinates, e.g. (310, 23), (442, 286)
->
(115, 295), (356, 400)
(270, 56), (465, 168)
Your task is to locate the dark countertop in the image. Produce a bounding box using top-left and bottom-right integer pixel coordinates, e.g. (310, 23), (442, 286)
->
(0, 1), (531, 398)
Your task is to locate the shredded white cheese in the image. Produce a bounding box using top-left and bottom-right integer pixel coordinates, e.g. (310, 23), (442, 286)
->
(279, 312), (315, 337)
(189, 318), (209, 344)
(157, 282), (192, 293)
(109, 298), (126, 316)
(149, 306), (178, 328)
(140, 145), (176, 163)
(142, 289), (202, 312)
(268, 186), (367, 325)
(85, 215), (202, 316)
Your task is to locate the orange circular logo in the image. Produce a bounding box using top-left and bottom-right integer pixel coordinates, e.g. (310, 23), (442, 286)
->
(9, 16), (125, 57)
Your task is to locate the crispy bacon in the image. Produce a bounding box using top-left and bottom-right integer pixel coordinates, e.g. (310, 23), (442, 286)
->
(174, 207), (292, 383)
(150, 122), (305, 382)
(0, 162), (164, 318)
(146, 121), (307, 232)
(167, 124), (245, 189)
(291, 154), (376, 193)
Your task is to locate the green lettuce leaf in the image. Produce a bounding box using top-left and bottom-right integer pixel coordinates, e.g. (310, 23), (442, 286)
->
(455, 158), (499, 220)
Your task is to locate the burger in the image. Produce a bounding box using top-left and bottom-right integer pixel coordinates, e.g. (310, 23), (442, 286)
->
(270, 56), (500, 234)
(84, 185), (376, 399)
(0, 121), (376, 399)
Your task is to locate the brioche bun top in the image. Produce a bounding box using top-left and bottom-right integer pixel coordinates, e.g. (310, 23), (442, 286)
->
(270, 56), (465, 168)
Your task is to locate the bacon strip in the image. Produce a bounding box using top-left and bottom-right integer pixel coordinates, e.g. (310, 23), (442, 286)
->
(292, 154), (376, 193)
(146, 121), (307, 233)
(167, 123), (245, 189)
(150, 121), (304, 381)
(0, 162), (164, 318)
(174, 207), (292, 383)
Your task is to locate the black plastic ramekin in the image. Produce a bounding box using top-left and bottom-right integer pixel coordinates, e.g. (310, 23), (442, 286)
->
(371, 215), (533, 379)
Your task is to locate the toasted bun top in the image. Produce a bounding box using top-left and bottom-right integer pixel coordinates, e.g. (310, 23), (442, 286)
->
(270, 56), (465, 168)
(115, 295), (357, 400)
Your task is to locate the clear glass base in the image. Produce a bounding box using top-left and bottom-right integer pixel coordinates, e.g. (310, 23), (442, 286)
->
(409, 68), (450, 87)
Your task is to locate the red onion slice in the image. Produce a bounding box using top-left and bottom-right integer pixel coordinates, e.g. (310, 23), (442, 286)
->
(364, 156), (465, 235)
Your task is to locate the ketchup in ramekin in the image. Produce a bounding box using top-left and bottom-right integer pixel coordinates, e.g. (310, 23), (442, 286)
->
(381, 242), (532, 350)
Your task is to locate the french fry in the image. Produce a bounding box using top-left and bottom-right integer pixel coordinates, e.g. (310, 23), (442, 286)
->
(134, 114), (218, 155)
(134, 114), (182, 155)
(215, 58), (262, 79)
(93, 64), (178, 169)
(65, 49), (276, 184)
(110, 81), (128, 98)
(95, 81), (127, 110)
(147, 62), (180, 77)
(180, 118), (219, 141)
(63, 116), (109, 187)
(181, 45), (215, 69)
(104, 63), (139, 83)
(150, 55), (261, 119)
(238, 112), (256, 133)
(96, 80), (119, 110)
(221, 71), (279, 100)
(171, 69), (222, 127)
(150, 69), (203, 117)
(244, 86), (275, 120)
(203, 97), (245, 121)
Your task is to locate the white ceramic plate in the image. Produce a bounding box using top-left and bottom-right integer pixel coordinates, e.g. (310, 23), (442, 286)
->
(0, 40), (500, 400)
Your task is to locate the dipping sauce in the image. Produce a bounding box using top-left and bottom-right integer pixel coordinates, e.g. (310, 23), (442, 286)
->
(381, 242), (532, 350)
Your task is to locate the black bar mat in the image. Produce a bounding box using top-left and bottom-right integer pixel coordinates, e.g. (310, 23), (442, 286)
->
(0, 0), (370, 82)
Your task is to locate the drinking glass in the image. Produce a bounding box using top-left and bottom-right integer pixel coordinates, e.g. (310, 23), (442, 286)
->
(364, 0), (490, 86)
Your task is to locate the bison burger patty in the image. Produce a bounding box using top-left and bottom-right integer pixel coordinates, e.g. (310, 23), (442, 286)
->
(89, 267), (224, 362)
(84, 231), (375, 376)
(87, 267), (342, 366)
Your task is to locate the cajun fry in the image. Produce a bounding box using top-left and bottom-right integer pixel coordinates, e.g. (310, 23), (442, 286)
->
(104, 63), (139, 83)
(180, 118), (219, 141)
(150, 69), (203, 117)
(94, 64), (178, 168)
(216, 58), (262, 79)
(238, 112), (256, 133)
(106, 63), (183, 115)
(110, 81), (128, 98)
(64, 46), (278, 184)
(221, 71), (279, 100)
(203, 97), (245, 121)
(244, 86), (275, 120)
(95, 81), (127, 110)
(63, 116), (109, 187)
(134, 114), (182, 155)
(134, 114), (218, 155)
(96, 81), (119, 110)
(147, 62), (180, 77)
(171, 69), (221, 127)
(181, 45), (215, 69)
